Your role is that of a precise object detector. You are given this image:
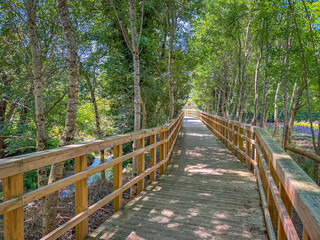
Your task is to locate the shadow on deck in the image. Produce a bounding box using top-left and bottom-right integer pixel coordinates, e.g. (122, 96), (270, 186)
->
(87, 118), (267, 240)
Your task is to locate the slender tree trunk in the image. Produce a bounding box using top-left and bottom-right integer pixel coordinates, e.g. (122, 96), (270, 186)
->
(273, 82), (281, 137)
(129, 0), (141, 177)
(25, 0), (48, 188)
(260, 33), (269, 128)
(288, 87), (304, 143)
(42, 0), (80, 235)
(168, 0), (176, 120)
(253, 44), (263, 126)
(141, 99), (147, 129)
(85, 75), (105, 180)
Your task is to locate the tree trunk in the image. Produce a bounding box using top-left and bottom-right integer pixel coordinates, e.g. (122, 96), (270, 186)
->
(84, 75), (105, 180)
(273, 82), (281, 137)
(141, 100), (147, 129)
(42, 0), (80, 235)
(168, 0), (176, 120)
(129, 0), (141, 176)
(253, 44), (263, 126)
(25, 0), (48, 188)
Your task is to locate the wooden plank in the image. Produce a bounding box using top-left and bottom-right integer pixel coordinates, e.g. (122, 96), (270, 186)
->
(160, 132), (166, 176)
(113, 144), (123, 212)
(277, 183), (293, 240)
(246, 130), (252, 170)
(137, 138), (145, 194)
(149, 135), (156, 183)
(239, 127), (243, 162)
(3, 173), (24, 240)
(75, 155), (88, 240)
(234, 124), (238, 156)
(303, 226), (311, 240)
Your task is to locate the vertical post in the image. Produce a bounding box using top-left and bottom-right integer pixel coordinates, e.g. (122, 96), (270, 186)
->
(113, 144), (123, 212)
(160, 131), (166, 175)
(137, 137), (145, 194)
(3, 173), (24, 240)
(228, 121), (233, 151)
(234, 124), (238, 156)
(302, 227), (311, 240)
(75, 155), (88, 240)
(166, 129), (170, 168)
(277, 183), (293, 240)
(150, 135), (156, 183)
(246, 130), (252, 170)
(239, 127), (244, 163)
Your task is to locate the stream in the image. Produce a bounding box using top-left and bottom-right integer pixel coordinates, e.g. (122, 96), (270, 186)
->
(59, 156), (113, 198)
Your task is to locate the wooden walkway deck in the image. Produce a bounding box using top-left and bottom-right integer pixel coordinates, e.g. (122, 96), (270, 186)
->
(88, 118), (267, 239)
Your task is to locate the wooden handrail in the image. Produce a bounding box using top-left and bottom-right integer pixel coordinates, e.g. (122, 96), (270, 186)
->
(187, 110), (320, 240)
(0, 112), (184, 240)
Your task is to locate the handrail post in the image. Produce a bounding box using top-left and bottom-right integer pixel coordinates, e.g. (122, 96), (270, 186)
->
(75, 155), (88, 240)
(150, 135), (156, 183)
(160, 131), (166, 175)
(3, 173), (24, 240)
(137, 138), (145, 194)
(239, 127), (244, 163)
(166, 129), (169, 169)
(277, 183), (293, 239)
(228, 121), (233, 151)
(113, 144), (123, 212)
(246, 130), (252, 170)
(234, 124), (238, 157)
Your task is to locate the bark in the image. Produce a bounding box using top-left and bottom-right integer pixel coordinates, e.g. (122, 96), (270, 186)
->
(141, 100), (147, 129)
(168, 0), (176, 120)
(128, 0), (142, 177)
(288, 87), (304, 144)
(260, 23), (269, 128)
(253, 42), (263, 126)
(85, 75), (105, 180)
(273, 82), (281, 137)
(42, 0), (80, 236)
(25, 0), (48, 188)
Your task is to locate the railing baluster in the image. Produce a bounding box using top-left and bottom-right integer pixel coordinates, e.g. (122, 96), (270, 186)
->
(234, 124), (238, 157)
(137, 138), (145, 194)
(303, 226), (311, 240)
(239, 127), (244, 163)
(3, 173), (24, 240)
(160, 131), (166, 176)
(277, 183), (293, 239)
(113, 144), (123, 212)
(75, 155), (88, 240)
(228, 121), (233, 151)
(150, 135), (156, 183)
(246, 130), (252, 170)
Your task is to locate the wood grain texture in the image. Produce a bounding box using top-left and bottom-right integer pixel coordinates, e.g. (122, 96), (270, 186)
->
(87, 118), (267, 240)
(75, 155), (88, 240)
(3, 173), (24, 240)
(113, 144), (123, 213)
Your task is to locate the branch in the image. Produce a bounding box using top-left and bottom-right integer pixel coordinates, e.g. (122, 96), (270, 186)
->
(137, 3), (144, 50)
(45, 91), (68, 115)
(1, 136), (35, 141)
(0, 146), (37, 152)
(109, 0), (133, 53)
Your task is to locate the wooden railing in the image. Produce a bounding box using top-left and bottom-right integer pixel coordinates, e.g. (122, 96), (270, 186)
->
(187, 110), (320, 240)
(0, 112), (184, 240)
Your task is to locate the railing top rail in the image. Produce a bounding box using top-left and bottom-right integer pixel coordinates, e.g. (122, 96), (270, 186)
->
(255, 127), (320, 239)
(200, 111), (254, 131)
(0, 112), (183, 180)
(194, 110), (320, 239)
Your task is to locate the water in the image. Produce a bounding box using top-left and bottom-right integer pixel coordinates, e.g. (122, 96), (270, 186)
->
(59, 156), (113, 198)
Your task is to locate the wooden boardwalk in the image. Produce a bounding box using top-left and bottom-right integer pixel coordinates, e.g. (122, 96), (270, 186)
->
(88, 118), (267, 239)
